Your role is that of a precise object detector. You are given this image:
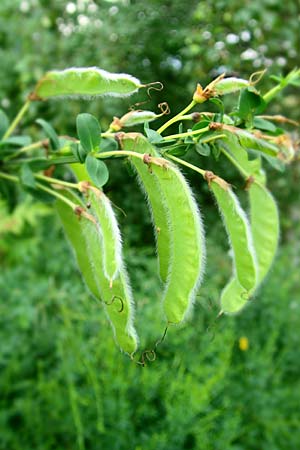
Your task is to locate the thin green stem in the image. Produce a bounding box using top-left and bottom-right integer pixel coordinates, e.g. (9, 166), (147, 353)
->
(4, 140), (47, 161)
(165, 154), (206, 177)
(162, 126), (210, 141)
(157, 100), (196, 134)
(200, 134), (226, 144)
(35, 174), (79, 189)
(101, 128), (116, 138)
(2, 100), (31, 140)
(95, 150), (144, 160)
(35, 182), (77, 208)
(0, 171), (19, 183)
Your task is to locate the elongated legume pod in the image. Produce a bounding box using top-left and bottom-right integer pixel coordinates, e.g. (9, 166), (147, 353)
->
(55, 190), (99, 299)
(249, 182), (279, 284)
(33, 67), (142, 100)
(220, 183), (279, 313)
(88, 186), (122, 284)
(212, 77), (250, 96)
(119, 133), (171, 283)
(210, 177), (257, 291)
(110, 111), (159, 131)
(150, 158), (205, 323)
(82, 216), (137, 354)
(56, 189), (137, 354)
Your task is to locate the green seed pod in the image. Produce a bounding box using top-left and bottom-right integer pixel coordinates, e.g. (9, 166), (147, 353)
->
(150, 159), (205, 324)
(220, 182), (279, 314)
(88, 187), (122, 285)
(119, 133), (171, 282)
(56, 189), (137, 354)
(82, 217), (137, 354)
(55, 190), (99, 299)
(120, 110), (158, 127)
(210, 178), (257, 291)
(212, 77), (250, 96)
(32, 67), (142, 100)
(249, 183), (279, 284)
(220, 277), (249, 314)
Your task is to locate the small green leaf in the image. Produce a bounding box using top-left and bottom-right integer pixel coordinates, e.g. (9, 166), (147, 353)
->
(0, 109), (9, 139)
(36, 118), (60, 150)
(85, 154), (109, 187)
(20, 164), (36, 189)
(144, 128), (163, 144)
(195, 143), (211, 156)
(76, 113), (101, 153)
(165, 145), (188, 157)
(253, 117), (277, 132)
(238, 89), (266, 123)
(0, 136), (32, 148)
(100, 138), (118, 152)
(71, 143), (87, 163)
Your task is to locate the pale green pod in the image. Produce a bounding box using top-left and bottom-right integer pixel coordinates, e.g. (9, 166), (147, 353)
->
(213, 77), (249, 96)
(211, 181), (257, 291)
(120, 110), (158, 127)
(56, 190), (137, 354)
(55, 190), (100, 299)
(33, 67), (142, 100)
(220, 183), (279, 314)
(249, 183), (279, 284)
(88, 188), (122, 284)
(81, 218), (137, 354)
(220, 277), (249, 314)
(119, 133), (171, 283)
(151, 161), (205, 323)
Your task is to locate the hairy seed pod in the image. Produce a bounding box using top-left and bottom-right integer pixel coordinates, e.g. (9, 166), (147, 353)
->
(82, 216), (137, 354)
(151, 159), (205, 323)
(32, 67), (142, 100)
(120, 110), (158, 127)
(56, 189), (137, 354)
(220, 183), (279, 314)
(220, 277), (249, 314)
(118, 133), (171, 282)
(88, 187), (122, 284)
(249, 183), (279, 285)
(210, 179), (257, 291)
(212, 77), (250, 96)
(55, 190), (100, 299)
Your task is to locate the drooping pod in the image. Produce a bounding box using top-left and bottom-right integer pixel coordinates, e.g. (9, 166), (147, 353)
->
(207, 172), (257, 292)
(31, 67), (143, 100)
(249, 182), (279, 285)
(81, 215), (138, 354)
(118, 133), (171, 283)
(219, 182), (279, 314)
(56, 189), (137, 354)
(150, 157), (206, 324)
(220, 277), (248, 314)
(87, 186), (122, 285)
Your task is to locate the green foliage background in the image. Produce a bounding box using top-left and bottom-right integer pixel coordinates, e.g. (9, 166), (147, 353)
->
(0, 1), (299, 449)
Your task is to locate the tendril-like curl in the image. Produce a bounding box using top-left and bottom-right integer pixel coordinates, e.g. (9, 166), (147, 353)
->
(158, 102), (170, 116)
(145, 81), (164, 98)
(105, 295), (124, 313)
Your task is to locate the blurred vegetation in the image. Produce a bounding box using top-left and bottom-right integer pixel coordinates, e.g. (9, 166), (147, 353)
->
(1, 0), (300, 449)
(0, 217), (299, 450)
